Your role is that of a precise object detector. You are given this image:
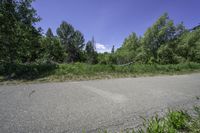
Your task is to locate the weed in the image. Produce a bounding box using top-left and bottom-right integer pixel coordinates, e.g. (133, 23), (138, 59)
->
(1, 62), (200, 82)
(166, 110), (190, 130)
(83, 106), (200, 133)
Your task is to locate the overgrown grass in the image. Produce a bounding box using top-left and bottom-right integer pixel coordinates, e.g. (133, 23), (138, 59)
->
(91, 106), (200, 133)
(134, 106), (200, 133)
(1, 62), (200, 82)
(40, 62), (200, 82)
(0, 63), (57, 81)
(139, 110), (191, 133)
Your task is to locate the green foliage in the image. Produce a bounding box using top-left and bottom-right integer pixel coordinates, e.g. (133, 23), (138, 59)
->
(1, 4), (200, 68)
(189, 106), (200, 133)
(2, 62), (198, 81)
(133, 109), (194, 133)
(114, 13), (200, 65)
(178, 29), (200, 63)
(157, 44), (178, 64)
(114, 13), (180, 65)
(0, 0), (41, 64)
(0, 63), (57, 80)
(144, 115), (176, 133)
(46, 28), (54, 38)
(142, 13), (176, 59)
(115, 32), (140, 64)
(111, 45), (115, 53)
(38, 36), (66, 63)
(1, 2), (200, 81)
(81, 107), (200, 133)
(166, 110), (190, 130)
(49, 62), (200, 81)
(122, 32), (140, 50)
(135, 47), (151, 64)
(56, 21), (85, 63)
(85, 39), (98, 64)
(98, 53), (116, 65)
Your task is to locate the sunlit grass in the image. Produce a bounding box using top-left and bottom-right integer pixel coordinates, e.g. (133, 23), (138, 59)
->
(91, 106), (200, 133)
(50, 62), (200, 81)
(1, 62), (200, 83)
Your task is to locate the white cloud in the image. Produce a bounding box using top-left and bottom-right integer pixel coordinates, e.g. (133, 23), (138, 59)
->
(95, 43), (111, 53)
(96, 43), (106, 50)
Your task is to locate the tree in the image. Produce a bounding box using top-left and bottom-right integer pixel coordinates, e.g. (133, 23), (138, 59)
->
(57, 21), (85, 62)
(191, 24), (200, 31)
(115, 32), (140, 64)
(0, 0), (41, 64)
(135, 47), (150, 64)
(143, 13), (176, 59)
(115, 13), (194, 64)
(177, 28), (200, 63)
(122, 32), (139, 50)
(111, 45), (115, 53)
(38, 36), (66, 63)
(85, 40), (98, 64)
(175, 22), (187, 38)
(157, 44), (178, 64)
(46, 28), (54, 38)
(0, 0), (18, 63)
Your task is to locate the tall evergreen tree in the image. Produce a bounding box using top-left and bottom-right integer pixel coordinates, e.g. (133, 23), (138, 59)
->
(85, 40), (98, 64)
(111, 45), (115, 53)
(0, 0), (41, 63)
(57, 21), (85, 62)
(46, 28), (54, 38)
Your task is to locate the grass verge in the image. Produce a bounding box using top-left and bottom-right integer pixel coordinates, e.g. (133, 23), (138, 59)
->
(1, 62), (200, 83)
(94, 106), (200, 133)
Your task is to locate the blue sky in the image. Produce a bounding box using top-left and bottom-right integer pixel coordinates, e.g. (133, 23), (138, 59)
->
(33, 0), (200, 53)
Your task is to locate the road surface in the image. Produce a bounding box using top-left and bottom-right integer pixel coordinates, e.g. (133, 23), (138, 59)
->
(0, 74), (200, 133)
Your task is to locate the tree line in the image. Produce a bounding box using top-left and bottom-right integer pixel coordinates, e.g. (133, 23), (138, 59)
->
(0, 0), (98, 65)
(113, 14), (200, 65)
(1, 0), (200, 66)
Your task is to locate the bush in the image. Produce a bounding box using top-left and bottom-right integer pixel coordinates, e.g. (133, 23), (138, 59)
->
(166, 110), (190, 130)
(132, 109), (195, 133)
(0, 63), (57, 80)
(1, 62), (200, 81)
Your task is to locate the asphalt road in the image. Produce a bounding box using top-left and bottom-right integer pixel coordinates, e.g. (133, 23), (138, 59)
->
(0, 74), (200, 133)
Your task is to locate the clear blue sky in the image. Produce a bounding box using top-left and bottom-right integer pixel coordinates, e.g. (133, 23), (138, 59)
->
(33, 0), (200, 52)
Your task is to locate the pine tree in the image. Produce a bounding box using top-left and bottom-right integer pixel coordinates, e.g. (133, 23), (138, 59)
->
(85, 39), (98, 64)
(111, 45), (115, 53)
(46, 28), (54, 38)
(0, 0), (41, 63)
(57, 21), (85, 62)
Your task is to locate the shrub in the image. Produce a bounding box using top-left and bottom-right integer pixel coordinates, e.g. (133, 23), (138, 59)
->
(0, 63), (57, 80)
(166, 110), (190, 130)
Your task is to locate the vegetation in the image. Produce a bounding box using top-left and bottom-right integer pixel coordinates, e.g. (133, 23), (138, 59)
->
(1, 62), (200, 83)
(1, 1), (200, 132)
(137, 106), (200, 133)
(0, 0), (200, 81)
(91, 106), (200, 133)
(132, 107), (200, 133)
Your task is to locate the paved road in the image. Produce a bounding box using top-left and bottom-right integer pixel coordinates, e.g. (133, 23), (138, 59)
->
(0, 74), (200, 133)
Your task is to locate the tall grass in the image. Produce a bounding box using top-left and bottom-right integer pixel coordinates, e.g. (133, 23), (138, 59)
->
(55, 62), (200, 75)
(132, 107), (200, 133)
(89, 106), (200, 133)
(1, 62), (200, 81)
(0, 63), (57, 80)
(51, 62), (200, 81)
